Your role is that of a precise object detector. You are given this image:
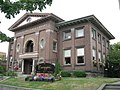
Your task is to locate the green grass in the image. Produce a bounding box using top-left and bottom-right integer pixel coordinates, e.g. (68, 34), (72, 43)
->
(0, 77), (120, 90)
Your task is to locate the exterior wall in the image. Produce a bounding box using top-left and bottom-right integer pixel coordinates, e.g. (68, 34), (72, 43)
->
(58, 23), (92, 71)
(10, 20), (57, 73)
(90, 23), (110, 72)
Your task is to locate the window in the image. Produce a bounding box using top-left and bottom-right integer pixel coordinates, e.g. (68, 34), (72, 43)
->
(63, 30), (71, 40)
(102, 37), (105, 46)
(92, 28), (96, 39)
(53, 40), (57, 52)
(98, 51), (101, 62)
(76, 48), (85, 64)
(64, 49), (71, 65)
(106, 41), (109, 48)
(103, 54), (106, 63)
(40, 39), (45, 48)
(92, 49), (96, 60)
(98, 33), (101, 43)
(16, 43), (20, 52)
(76, 28), (84, 38)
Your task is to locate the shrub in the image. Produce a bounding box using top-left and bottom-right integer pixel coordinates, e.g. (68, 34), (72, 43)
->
(61, 71), (71, 77)
(0, 66), (6, 74)
(5, 71), (17, 77)
(73, 70), (86, 77)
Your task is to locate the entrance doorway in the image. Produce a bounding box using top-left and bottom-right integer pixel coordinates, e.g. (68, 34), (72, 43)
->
(24, 59), (33, 74)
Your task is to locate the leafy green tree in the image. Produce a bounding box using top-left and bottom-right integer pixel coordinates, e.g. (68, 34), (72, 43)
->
(105, 42), (120, 77)
(0, 0), (53, 42)
(0, 0), (53, 19)
(54, 60), (61, 77)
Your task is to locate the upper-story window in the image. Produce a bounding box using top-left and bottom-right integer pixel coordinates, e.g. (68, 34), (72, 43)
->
(64, 49), (71, 65)
(92, 28), (96, 39)
(63, 30), (71, 40)
(98, 33), (101, 43)
(92, 49), (96, 61)
(76, 47), (85, 64)
(53, 40), (57, 52)
(75, 28), (84, 38)
(102, 37), (105, 46)
(106, 41), (109, 48)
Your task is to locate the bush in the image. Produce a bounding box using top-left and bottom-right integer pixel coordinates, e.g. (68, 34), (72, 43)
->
(61, 71), (71, 77)
(5, 71), (17, 77)
(73, 71), (86, 77)
(0, 66), (6, 74)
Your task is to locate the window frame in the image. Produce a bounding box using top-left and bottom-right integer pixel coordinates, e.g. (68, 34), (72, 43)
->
(92, 28), (96, 39)
(64, 49), (71, 65)
(63, 30), (71, 41)
(98, 51), (102, 62)
(75, 28), (84, 38)
(40, 38), (45, 49)
(76, 47), (85, 65)
(98, 33), (101, 43)
(53, 40), (57, 52)
(92, 48), (96, 61)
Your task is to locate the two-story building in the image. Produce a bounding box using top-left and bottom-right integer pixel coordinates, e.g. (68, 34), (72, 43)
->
(7, 13), (115, 74)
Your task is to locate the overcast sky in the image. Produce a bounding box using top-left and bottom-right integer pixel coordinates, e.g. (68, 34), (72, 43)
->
(0, 0), (120, 54)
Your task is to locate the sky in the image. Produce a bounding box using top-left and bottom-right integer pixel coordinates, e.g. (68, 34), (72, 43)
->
(0, 0), (120, 55)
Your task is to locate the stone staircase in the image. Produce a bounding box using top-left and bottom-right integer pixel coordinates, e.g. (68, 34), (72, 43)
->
(98, 84), (120, 90)
(103, 84), (120, 90)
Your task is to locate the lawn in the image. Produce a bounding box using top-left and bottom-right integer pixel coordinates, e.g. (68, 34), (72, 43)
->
(0, 77), (120, 90)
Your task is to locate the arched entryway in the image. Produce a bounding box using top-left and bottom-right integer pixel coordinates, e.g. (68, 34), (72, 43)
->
(25, 40), (34, 52)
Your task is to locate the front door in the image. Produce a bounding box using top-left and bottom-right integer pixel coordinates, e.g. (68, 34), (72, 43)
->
(24, 59), (33, 74)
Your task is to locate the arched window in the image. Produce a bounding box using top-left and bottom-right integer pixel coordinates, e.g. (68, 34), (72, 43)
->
(25, 40), (34, 52)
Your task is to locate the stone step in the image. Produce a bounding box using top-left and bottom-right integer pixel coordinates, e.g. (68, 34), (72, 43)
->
(103, 84), (120, 90)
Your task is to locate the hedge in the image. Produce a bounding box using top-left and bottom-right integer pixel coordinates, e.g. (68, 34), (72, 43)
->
(61, 70), (86, 77)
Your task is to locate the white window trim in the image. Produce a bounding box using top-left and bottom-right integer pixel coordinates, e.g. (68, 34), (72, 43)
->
(64, 49), (71, 65)
(40, 38), (45, 49)
(53, 39), (57, 52)
(76, 48), (85, 65)
(75, 28), (84, 38)
(92, 49), (96, 60)
(63, 30), (71, 40)
(16, 43), (20, 52)
(98, 51), (102, 62)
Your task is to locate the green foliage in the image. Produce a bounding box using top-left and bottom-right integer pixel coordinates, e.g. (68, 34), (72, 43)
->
(54, 60), (61, 77)
(107, 42), (120, 63)
(5, 71), (17, 77)
(0, 31), (12, 42)
(104, 42), (120, 77)
(61, 70), (87, 77)
(0, 65), (6, 75)
(0, 0), (53, 19)
(61, 71), (71, 77)
(73, 71), (86, 77)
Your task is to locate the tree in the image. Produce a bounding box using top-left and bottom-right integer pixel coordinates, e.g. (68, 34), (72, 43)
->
(0, 0), (53, 42)
(104, 42), (120, 77)
(0, 0), (53, 19)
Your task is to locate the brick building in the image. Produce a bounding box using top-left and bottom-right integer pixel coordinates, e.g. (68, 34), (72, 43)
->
(7, 13), (115, 74)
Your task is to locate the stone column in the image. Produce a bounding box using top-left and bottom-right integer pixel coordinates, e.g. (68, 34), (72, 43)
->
(21, 60), (24, 73)
(12, 37), (17, 71)
(31, 59), (35, 74)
